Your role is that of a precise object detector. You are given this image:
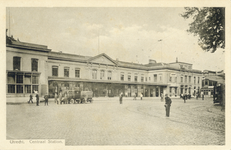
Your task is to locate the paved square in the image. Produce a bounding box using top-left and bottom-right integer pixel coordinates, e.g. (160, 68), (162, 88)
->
(7, 97), (225, 145)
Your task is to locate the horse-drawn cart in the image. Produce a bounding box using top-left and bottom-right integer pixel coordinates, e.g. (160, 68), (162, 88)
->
(60, 90), (93, 104)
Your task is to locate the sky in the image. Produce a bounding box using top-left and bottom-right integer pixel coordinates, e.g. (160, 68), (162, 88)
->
(6, 7), (225, 71)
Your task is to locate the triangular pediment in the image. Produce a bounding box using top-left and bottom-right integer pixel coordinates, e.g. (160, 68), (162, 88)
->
(88, 53), (117, 65)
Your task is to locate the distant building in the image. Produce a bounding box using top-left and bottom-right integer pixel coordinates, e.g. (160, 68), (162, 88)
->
(6, 35), (204, 100)
(201, 70), (225, 97)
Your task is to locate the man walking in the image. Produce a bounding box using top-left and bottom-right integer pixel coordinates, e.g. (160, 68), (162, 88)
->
(28, 94), (33, 103)
(140, 93), (143, 100)
(165, 94), (172, 117)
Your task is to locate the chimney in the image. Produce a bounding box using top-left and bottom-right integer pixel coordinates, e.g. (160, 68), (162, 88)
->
(176, 57), (178, 63)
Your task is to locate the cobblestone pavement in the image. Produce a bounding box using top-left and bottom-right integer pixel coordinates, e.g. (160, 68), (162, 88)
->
(6, 97), (225, 145)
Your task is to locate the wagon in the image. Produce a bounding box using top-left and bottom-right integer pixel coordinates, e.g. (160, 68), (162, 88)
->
(61, 90), (93, 104)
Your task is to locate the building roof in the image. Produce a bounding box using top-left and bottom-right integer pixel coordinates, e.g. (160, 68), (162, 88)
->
(6, 35), (51, 52)
(6, 35), (203, 73)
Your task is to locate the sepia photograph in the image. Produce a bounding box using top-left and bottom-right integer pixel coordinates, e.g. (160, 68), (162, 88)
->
(3, 3), (228, 149)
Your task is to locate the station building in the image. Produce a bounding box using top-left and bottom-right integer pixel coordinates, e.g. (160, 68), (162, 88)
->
(6, 35), (204, 100)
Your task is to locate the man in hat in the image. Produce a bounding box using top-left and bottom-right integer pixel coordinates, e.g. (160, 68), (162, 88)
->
(164, 94), (172, 117)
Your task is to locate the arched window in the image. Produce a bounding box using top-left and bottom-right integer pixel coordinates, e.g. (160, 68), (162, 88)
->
(31, 58), (38, 72)
(92, 69), (97, 79)
(13, 57), (21, 71)
(100, 70), (105, 79)
(108, 71), (112, 80)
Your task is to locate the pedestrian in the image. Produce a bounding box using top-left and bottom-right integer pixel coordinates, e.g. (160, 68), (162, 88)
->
(44, 94), (49, 106)
(140, 93), (143, 100)
(54, 92), (58, 104)
(119, 92), (123, 104)
(35, 92), (39, 106)
(164, 94), (172, 117)
(160, 93), (164, 102)
(133, 93), (136, 100)
(183, 93), (187, 103)
(58, 92), (62, 105)
(28, 94), (33, 103)
(202, 93), (204, 100)
(196, 92), (199, 100)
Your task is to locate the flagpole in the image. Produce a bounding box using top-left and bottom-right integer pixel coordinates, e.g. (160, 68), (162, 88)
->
(9, 8), (10, 36)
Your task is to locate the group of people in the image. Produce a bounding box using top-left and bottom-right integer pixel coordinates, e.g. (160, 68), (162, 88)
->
(28, 91), (49, 106)
(133, 93), (143, 100)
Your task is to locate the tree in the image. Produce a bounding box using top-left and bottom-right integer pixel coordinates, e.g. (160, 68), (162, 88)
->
(181, 7), (225, 52)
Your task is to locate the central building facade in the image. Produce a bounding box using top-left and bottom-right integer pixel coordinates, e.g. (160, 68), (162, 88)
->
(6, 36), (204, 99)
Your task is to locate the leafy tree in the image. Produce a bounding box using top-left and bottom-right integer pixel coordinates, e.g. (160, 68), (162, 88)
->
(181, 7), (225, 52)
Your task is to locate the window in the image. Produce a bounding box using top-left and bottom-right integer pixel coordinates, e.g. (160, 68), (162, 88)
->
(128, 75), (131, 81)
(75, 69), (80, 78)
(189, 76), (191, 83)
(7, 72), (39, 94)
(13, 57), (21, 71)
(8, 85), (15, 93)
(170, 88), (172, 93)
(160, 76), (162, 82)
(108, 71), (112, 80)
(154, 74), (157, 82)
(145, 77), (147, 82)
(194, 77), (196, 84)
(100, 70), (105, 79)
(31, 59), (38, 72)
(175, 77), (177, 83)
(32, 76), (38, 84)
(32, 85), (39, 92)
(17, 85), (23, 93)
(25, 85), (31, 93)
(92, 69), (97, 79)
(169, 77), (172, 82)
(52, 66), (58, 76)
(120, 73), (124, 81)
(141, 77), (144, 82)
(134, 76), (138, 82)
(198, 77), (200, 84)
(185, 75), (187, 83)
(7, 72), (15, 84)
(16, 75), (23, 83)
(64, 67), (69, 77)
(181, 77), (183, 83)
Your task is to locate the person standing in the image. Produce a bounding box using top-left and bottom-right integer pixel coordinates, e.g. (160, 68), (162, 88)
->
(183, 93), (187, 103)
(44, 94), (49, 106)
(160, 93), (164, 102)
(36, 93), (39, 106)
(133, 93), (136, 100)
(28, 94), (33, 103)
(58, 92), (62, 105)
(202, 93), (204, 100)
(54, 92), (58, 104)
(119, 92), (123, 104)
(165, 94), (172, 117)
(140, 93), (143, 100)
